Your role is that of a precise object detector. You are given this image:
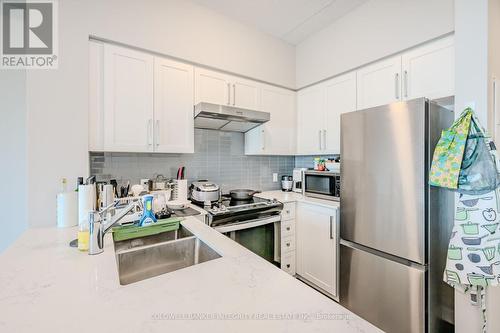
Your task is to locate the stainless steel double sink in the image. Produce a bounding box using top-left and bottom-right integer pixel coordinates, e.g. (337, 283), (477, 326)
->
(113, 225), (221, 285)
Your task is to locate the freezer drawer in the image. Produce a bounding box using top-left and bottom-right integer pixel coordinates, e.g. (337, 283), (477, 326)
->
(340, 242), (425, 333)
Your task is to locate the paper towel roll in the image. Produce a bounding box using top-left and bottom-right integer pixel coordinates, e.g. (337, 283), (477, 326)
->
(56, 192), (78, 228)
(78, 184), (96, 226)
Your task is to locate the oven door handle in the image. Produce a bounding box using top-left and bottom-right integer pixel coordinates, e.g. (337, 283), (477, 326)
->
(214, 216), (281, 233)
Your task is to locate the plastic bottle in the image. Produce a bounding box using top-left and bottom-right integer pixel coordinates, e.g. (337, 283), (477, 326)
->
(139, 195), (157, 226)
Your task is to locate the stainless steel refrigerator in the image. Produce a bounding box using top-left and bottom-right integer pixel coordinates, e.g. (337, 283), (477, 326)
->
(340, 98), (455, 333)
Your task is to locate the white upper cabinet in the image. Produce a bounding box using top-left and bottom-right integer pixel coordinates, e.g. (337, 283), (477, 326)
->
(231, 77), (261, 110)
(195, 68), (231, 106)
(91, 43), (194, 153)
(296, 202), (338, 298)
(356, 35), (455, 110)
(402, 35), (454, 100)
(297, 72), (357, 155)
(89, 40), (104, 151)
(195, 68), (262, 110)
(245, 85), (296, 155)
(297, 85), (325, 155)
(154, 57), (194, 153)
(103, 44), (154, 152)
(356, 55), (402, 110)
(324, 72), (357, 154)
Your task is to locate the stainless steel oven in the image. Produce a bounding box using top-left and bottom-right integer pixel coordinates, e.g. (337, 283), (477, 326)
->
(303, 170), (340, 201)
(194, 194), (284, 266)
(215, 215), (281, 265)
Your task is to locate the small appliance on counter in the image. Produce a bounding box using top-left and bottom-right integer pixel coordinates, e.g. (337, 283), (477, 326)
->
(292, 168), (307, 193)
(190, 181), (221, 205)
(281, 175), (293, 192)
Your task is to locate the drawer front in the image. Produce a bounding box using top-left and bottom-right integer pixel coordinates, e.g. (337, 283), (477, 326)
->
(281, 235), (295, 253)
(281, 219), (295, 237)
(281, 203), (296, 221)
(281, 251), (296, 275)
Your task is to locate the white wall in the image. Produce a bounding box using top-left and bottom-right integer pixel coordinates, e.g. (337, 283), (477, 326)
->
(25, 0), (296, 227)
(295, 0), (455, 88)
(0, 71), (27, 251)
(487, 1), (500, 332)
(454, 1), (498, 332)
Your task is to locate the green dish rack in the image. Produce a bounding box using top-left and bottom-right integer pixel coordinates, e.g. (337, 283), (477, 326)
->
(112, 218), (182, 242)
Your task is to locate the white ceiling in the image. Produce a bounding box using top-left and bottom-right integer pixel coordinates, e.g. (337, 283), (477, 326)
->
(191, 0), (369, 45)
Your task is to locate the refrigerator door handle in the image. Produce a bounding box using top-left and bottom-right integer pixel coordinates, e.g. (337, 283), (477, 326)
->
(340, 239), (426, 270)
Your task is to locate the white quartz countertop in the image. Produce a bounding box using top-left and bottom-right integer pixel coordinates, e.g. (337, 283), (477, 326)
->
(256, 190), (340, 209)
(0, 212), (379, 333)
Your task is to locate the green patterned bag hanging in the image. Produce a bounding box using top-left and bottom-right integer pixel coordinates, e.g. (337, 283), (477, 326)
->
(429, 108), (473, 189)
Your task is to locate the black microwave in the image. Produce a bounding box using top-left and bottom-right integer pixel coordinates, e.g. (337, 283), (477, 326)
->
(303, 170), (340, 201)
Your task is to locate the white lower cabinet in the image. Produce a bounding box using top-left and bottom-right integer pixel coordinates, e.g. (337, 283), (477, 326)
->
(280, 203), (296, 275)
(296, 202), (338, 298)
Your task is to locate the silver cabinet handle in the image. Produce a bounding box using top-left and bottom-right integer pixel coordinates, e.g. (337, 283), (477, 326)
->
(261, 128), (265, 151)
(147, 119), (153, 146)
(227, 83), (230, 105)
(329, 216), (334, 239)
(233, 84), (236, 106)
(323, 129), (327, 151)
(155, 120), (160, 147)
(404, 70), (408, 98)
(395, 73), (400, 100)
(318, 130), (322, 150)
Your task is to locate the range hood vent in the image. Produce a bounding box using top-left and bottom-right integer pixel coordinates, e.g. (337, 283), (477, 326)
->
(194, 102), (270, 133)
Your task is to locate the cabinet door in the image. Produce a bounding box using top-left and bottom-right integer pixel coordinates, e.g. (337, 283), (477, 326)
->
(402, 35), (454, 100)
(296, 202), (338, 297)
(231, 77), (261, 110)
(356, 55), (402, 110)
(103, 44), (154, 152)
(324, 72), (357, 154)
(245, 85), (296, 155)
(194, 68), (230, 105)
(89, 40), (104, 151)
(154, 57), (194, 153)
(297, 86), (324, 154)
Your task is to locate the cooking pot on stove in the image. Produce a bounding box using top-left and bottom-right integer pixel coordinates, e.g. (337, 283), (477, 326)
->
(229, 189), (261, 201)
(190, 181), (221, 203)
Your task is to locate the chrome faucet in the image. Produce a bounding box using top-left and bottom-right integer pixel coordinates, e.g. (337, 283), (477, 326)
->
(88, 199), (142, 255)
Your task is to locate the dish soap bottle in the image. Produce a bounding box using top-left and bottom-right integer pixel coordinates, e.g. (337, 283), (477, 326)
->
(139, 195), (157, 226)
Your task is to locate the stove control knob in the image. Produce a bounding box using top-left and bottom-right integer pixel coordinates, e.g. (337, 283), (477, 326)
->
(220, 205), (227, 211)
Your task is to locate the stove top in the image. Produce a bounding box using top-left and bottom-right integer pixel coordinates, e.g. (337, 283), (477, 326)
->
(192, 194), (283, 226)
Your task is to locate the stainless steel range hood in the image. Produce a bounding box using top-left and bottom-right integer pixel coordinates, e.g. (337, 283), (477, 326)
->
(194, 102), (270, 132)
